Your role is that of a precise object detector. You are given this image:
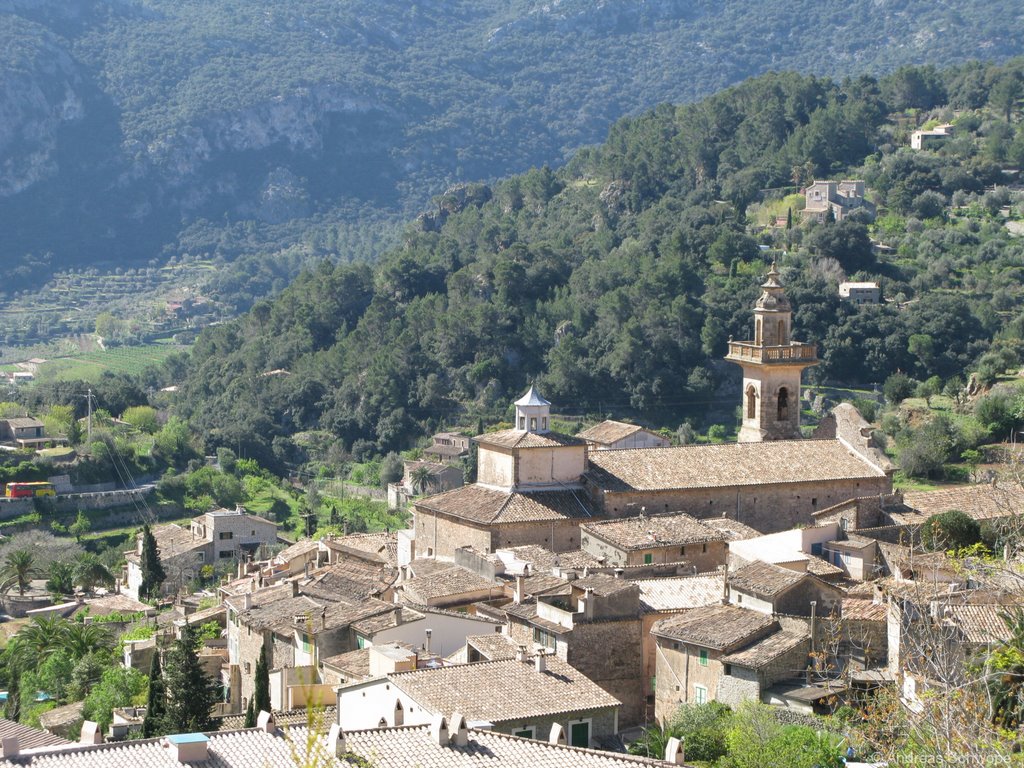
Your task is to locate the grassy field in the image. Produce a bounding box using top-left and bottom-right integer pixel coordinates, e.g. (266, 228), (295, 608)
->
(33, 344), (188, 382)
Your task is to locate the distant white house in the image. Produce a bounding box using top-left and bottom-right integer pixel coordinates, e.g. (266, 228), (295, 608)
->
(910, 124), (954, 150)
(839, 282), (880, 305)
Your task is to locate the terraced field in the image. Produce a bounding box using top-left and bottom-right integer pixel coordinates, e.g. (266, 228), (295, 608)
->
(33, 344), (189, 382)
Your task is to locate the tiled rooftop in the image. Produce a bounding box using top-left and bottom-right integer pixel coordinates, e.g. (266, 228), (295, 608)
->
(635, 574), (724, 613)
(498, 545), (602, 572)
(124, 523), (204, 563)
(586, 439), (886, 492)
(721, 628), (810, 669)
(577, 420), (645, 445)
(651, 604), (776, 652)
(901, 485), (1024, 523)
(321, 531), (399, 566)
(273, 539), (320, 563)
(303, 558), (397, 599)
(475, 429), (587, 450)
(0, 719), (70, 749)
(729, 561), (807, 598)
(384, 656), (620, 723)
(699, 517), (761, 541)
(582, 512), (726, 550)
(416, 486), (596, 524)
(321, 648), (373, 679)
(465, 632), (522, 661)
(401, 566), (502, 604)
(572, 572), (639, 598)
(945, 604), (1013, 644)
(841, 598), (887, 622)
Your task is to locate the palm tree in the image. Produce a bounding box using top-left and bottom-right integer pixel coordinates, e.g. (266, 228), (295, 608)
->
(12, 615), (66, 666)
(409, 466), (435, 496)
(74, 553), (114, 593)
(0, 550), (39, 596)
(46, 560), (75, 598)
(61, 622), (113, 661)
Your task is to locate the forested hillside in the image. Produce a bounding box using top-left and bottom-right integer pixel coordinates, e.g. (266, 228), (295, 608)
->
(2, 0), (1024, 301)
(173, 61), (1024, 470)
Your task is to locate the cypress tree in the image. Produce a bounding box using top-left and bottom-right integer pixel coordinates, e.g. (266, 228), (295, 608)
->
(139, 524), (166, 601)
(162, 623), (219, 733)
(142, 651), (166, 737)
(243, 697), (256, 728)
(253, 644), (271, 716)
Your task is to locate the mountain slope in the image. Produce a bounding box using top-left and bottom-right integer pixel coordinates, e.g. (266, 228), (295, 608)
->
(1, 0), (1024, 294)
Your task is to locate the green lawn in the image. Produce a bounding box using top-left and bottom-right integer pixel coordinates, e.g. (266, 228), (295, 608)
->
(33, 344), (188, 382)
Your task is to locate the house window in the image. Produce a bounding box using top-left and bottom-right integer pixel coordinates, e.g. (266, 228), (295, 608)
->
(754, 318), (762, 345)
(699, 649), (708, 667)
(541, 417), (548, 430)
(724, 664), (732, 676)
(519, 417), (526, 429)
(701, 543), (707, 554)
(745, 385), (757, 419)
(777, 387), (789, 421)
(197, 552), (205, 563)
(300, 633), (311, 653)
(513, 727), (536, 739)
(244, 662), (251, 674)
(533, 627), (556, 650)
(219, 551), (233, 559)
(680, 546), (686, 556)
(737, 594), (743, 604)
(694, 685), (708, 704)
(777, 319), (785, 343)
(811, 543), (823, 556)
(219, 532), (233, 540)
(568, 719), (591, 748)
(644, 553), (653, 565)
(530, 417), (537, 430)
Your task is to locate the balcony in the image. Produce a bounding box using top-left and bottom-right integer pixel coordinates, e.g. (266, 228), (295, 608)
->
(726, 341), (818, 364)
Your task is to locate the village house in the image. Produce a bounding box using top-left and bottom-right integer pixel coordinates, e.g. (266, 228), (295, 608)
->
(124, 507), (279, 600)
(0, 417), (66, 449)
(336, 652), (621, 747)
(651, 604), (811, 721)
(910, 123), (954, 150)
(577, 420), (670, 451)
(580, 512), (728, 571)
(388, 459), (464, 509)
(801, 179), (876, 222)
(504, 572), (645, 727)
(727, 560), (843, 617)
(423, 431), (471, 463)
(839, 281), (881, 305)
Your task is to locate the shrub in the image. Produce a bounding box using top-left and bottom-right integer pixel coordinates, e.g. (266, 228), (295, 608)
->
(921, 510), (982, 552)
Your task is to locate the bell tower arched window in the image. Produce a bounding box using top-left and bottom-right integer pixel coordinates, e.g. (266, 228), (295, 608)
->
(755, 318), (762, 345)
(745, 385), (757, 420)
(777, 319), (785, 345)
(777, 387), (789, 421)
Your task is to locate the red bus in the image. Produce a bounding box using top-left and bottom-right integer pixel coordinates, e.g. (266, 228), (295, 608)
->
(4, 482), (56, 498)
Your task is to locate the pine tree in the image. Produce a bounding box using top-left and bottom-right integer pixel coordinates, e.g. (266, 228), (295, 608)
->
(139, 524), (166, 601)
(253, 644), (271, 716)
(162, 623), (219, 733)
(142, 651), (166, 737)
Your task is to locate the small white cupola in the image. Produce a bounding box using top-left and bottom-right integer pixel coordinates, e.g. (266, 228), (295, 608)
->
(514, 384), (551, 434)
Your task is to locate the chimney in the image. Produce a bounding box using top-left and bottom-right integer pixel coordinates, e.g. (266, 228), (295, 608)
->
(304, 561), (310, 580)
(242, 592), (252, 611)
(424, 628), (433, 655)
(321, 606), (327, 631)
(257, 711), (276, 734)
(613, 568), (624, 579)
(80, 721), (103, 745)
(1, 738), (19, 759)
(515, 644), (529, 662)
(534, 649), (546, 673)
(582, 587), (595, 620)
(548, 723), (566, 745)
(664, 736), (685, 764)
(328, 724), (346, 757)
(721, 565), (730, 606)
(291, 579), (299, 598)
(237, 560), (245, 579)
(165, 733), (209, 762)
(430, 714), (450, 746)
(449, 712), (469, 747)
(514, 575), (524, 605)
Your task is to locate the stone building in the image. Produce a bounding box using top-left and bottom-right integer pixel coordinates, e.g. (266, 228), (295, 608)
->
(651, 604), (810, 721)
(727, 560), (842, 617)
(503, 573), (644, 727)
(577, 420), (670, 451)
(336, 653), (621, 746)
(580, 512), (728, 571)
(801, 180), (875, 222)
(725, 262), (818, 443)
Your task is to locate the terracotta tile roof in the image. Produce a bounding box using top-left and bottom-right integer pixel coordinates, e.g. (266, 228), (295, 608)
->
(475, 428), (587, 449)
(172, 604), (226, 628)
(216, 707), (337, 731)
(635, 574), (724, 613)
(80, 592), (154, 616)
(351, 606), (423, 637)
(498, 545), (602, 572)
(586, 439), (886, 492)
(124, 523), (204, 564)
(572, 572), (638, 598)
(945, 604), (1013, 644)
(826, 534), (876, 550)
(401, 566), (502, 604)
(384, 656), (620, 723)
(805, 557), (845, 579)
(582, 512), (725, 550)
(577, 420), (645, 445)
(516, 573), (573, 597)
(699, 518), (761, 541)
(729, 561), (807, 598)
(465, 633), (521, 661)
(0, 719), (70, 749)
(321, 531), (398, 566)
(416, 486), (595, 525)
(902, 485), (1024, 523)
(652, 604), (776, 652)
(274, 539), (320, 563)
(235, 590), (395, 636)
(841, 598), (887, 622)
(722, 628), (810, 669)
(321, 648), (373, 680)
(303, 558), (396, 599)
(424, 442), (470, 457)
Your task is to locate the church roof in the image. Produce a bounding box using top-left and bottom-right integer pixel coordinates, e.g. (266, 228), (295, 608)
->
(475, 429), (586, 449)
(585, 439), (885, 493)
(577, 420), (647, 445)
(415, 485), (595, 525)
(514, 385), (551, 407)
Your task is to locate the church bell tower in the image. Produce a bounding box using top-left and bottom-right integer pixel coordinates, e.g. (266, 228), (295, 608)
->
(725, 262), (818, 442)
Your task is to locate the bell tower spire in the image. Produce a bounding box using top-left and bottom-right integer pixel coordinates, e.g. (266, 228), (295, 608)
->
(725, 262), (818, 442)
